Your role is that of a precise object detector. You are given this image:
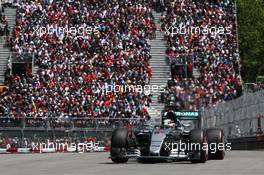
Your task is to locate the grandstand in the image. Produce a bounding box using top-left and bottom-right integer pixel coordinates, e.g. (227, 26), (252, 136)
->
(0, 0), (156, 121)
(1, 0), (262, 147)
(160, 0), (242, 111)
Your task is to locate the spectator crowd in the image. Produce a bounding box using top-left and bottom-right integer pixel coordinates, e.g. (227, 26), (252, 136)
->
(161, 0), (242, 111)
(0, 0), (157, 123)
(0, 0), (245, 126)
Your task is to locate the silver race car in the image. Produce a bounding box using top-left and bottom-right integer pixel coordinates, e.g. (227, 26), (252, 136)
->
(110, 111), (225, 163)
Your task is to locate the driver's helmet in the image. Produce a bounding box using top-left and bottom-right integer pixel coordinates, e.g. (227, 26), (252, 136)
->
(164, 119), (175, 128)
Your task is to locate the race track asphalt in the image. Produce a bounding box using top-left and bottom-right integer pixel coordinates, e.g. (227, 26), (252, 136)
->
(0, 151), (263, 175)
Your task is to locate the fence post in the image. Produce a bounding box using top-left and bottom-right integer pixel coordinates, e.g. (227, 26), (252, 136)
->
(21, 117), (25, 141)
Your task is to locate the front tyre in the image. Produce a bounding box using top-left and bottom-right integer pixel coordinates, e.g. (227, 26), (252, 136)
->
(110, 128), (129, 163)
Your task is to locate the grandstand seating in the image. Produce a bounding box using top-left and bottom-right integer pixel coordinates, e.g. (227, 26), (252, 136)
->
(160, 0), (242, 111)
(0, 0), (156, 122)
(0, 0), (245, 127)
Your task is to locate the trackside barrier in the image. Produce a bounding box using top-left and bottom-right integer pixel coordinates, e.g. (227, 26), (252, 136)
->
(228, 135), (264, 150)
(6, 147), (18, 153)
(202, 90), (264, 138)
(31, 147), (40, 153)
(0, 148), (109, 154)
(0, 148), (7, 154)
(0, 146), (110, 154)
(104, 145), (110, 152)
(41, 148), (56, 153)
(67, 147), (76, 153)
(17, 148), (31, 153)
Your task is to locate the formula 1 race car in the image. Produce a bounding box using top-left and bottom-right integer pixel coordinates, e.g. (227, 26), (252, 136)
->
(110, 111), (225, 163)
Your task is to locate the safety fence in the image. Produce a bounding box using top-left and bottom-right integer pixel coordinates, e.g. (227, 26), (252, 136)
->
(0, 118), (148, 129)
(201, 90), (264, 138)
(0, 118), (149, 154)
(0, 117), (153, 141)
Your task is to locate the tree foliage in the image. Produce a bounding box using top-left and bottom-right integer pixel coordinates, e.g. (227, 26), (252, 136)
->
(237, 0), (264, 82)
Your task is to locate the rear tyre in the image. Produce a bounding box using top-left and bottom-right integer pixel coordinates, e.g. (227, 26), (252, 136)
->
(189, 129), (207, 163)
(206, 128), (225, 160)
(110, 128), (129, 163)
